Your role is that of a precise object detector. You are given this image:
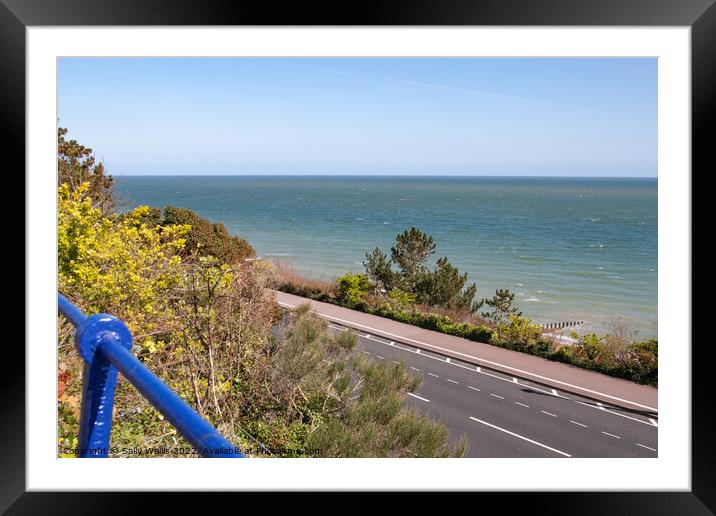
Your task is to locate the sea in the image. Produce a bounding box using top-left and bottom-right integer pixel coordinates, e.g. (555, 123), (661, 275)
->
(114, 176), (657, 339)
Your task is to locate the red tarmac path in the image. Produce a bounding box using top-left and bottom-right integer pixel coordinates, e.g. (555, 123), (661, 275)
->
(274, 290), (658, 414)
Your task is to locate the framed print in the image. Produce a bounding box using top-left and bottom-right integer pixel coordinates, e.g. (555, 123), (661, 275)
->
(6, 0), (711, 512)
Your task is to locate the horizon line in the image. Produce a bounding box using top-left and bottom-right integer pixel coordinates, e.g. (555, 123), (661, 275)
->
(113, 173), (657, 179)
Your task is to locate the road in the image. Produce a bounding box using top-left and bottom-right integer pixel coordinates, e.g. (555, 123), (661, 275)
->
(341, 324), (658, 458)
(275, 291), (658, 458)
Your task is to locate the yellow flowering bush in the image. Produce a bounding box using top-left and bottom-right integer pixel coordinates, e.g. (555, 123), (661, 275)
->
(58, 182), (190, 352)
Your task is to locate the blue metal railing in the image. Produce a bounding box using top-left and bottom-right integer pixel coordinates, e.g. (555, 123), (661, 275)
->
(58, 292), (243, 458)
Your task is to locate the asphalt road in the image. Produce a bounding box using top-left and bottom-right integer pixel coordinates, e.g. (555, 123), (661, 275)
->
(331, 324), (658, 458)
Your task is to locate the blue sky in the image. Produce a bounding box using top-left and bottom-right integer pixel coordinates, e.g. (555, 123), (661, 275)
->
(58, 58), (657, 176)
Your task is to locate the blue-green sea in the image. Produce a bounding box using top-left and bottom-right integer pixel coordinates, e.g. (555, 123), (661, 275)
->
(115, 176), (657, 338)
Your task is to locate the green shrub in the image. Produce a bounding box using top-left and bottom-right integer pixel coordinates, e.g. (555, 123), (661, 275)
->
(162, 206), (255, 263)
(336, 273), (371, 307)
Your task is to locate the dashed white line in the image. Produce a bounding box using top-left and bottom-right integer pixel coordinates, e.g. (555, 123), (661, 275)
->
(427, 372), (439, 378)
(361, 351), (371, 355)
(636, 443), (657, 452)
(469, 416), (572, 457)
(392, 360), (400, 364)
(409, 366), (420, 372)
(541, 410), (558, 418)
(601, 431), (621, 439)
(515, 402), (530, 408)
(447, 379), (459, 384)
(570, 420), (588, 428)
(407, 392), (430, 403)
(376, 355), (385, 360)
(490, 394), (504, 400)
(468, 386), (481, 392)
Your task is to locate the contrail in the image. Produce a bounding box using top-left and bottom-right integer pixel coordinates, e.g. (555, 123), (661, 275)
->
(295, 64), (621, 117)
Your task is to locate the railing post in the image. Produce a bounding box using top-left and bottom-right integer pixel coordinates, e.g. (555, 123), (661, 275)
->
(74, 313), (133, 458)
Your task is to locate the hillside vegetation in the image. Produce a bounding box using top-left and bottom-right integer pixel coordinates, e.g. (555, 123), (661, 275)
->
(57, 128), (465, 458)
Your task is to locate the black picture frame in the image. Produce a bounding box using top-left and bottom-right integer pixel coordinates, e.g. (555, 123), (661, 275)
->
(5, 0), (709, 513)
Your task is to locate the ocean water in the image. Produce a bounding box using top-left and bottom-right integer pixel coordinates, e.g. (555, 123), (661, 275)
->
(114, 176), (657, 338)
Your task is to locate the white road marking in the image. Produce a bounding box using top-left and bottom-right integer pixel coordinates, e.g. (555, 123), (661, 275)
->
(552, 389), (559, 396)
(479, 369), (515, 382)
(601, 431), (621, 439)
(513, 378), (519, 383)
(541, 410), (558, 418)
(597, 402), (606, 410)
(636, 443), (657, 452)
(570, 420), (588, 428)
(389, 341), (395, 345)
(376, 355), (385, 360)
(515, 402), (530, 408)
(476, 366), (481, 372)
(428, 372), (439, 378)
(468, 386), (481, 392)
(392, 360), (400, 364)
(277, 302), (658, 413)
(394, 344), (412, 352)
(469, 417), (572, 457)
(649, 418), (658, 427)
(490, 394), (504, 399)
(361, 351), (371, 355)
(415, 349), (421, 354)
(574, 400), (655, 427)
(407, 392), (430, 403)
(446, 358), (451, 363)
(520, 382), (565, 397)
(447, 379), (459, 384)
(409, 367), (420, 372)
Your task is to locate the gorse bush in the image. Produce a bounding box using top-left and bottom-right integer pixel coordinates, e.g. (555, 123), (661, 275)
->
(58, 182), (189, 352)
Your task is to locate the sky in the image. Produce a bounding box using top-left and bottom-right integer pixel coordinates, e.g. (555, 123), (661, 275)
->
(58, 57), (657, 177)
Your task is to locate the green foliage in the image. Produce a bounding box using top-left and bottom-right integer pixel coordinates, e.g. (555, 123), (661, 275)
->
(368, 304), (494, 343)
(489, 315), (553, 356)
(58, 127), (115, 215)
(481, 289), (522, 328)
(363, 228), (479, 314)
(162, 206), (255, 263)
(387, 288), (416, 308)
(337, 273), (371, 307)
(363, 247), (396, 291)
(305, 353), (465, 457)
(415, 257), (481, 313)
(391, 227), (436, 292)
